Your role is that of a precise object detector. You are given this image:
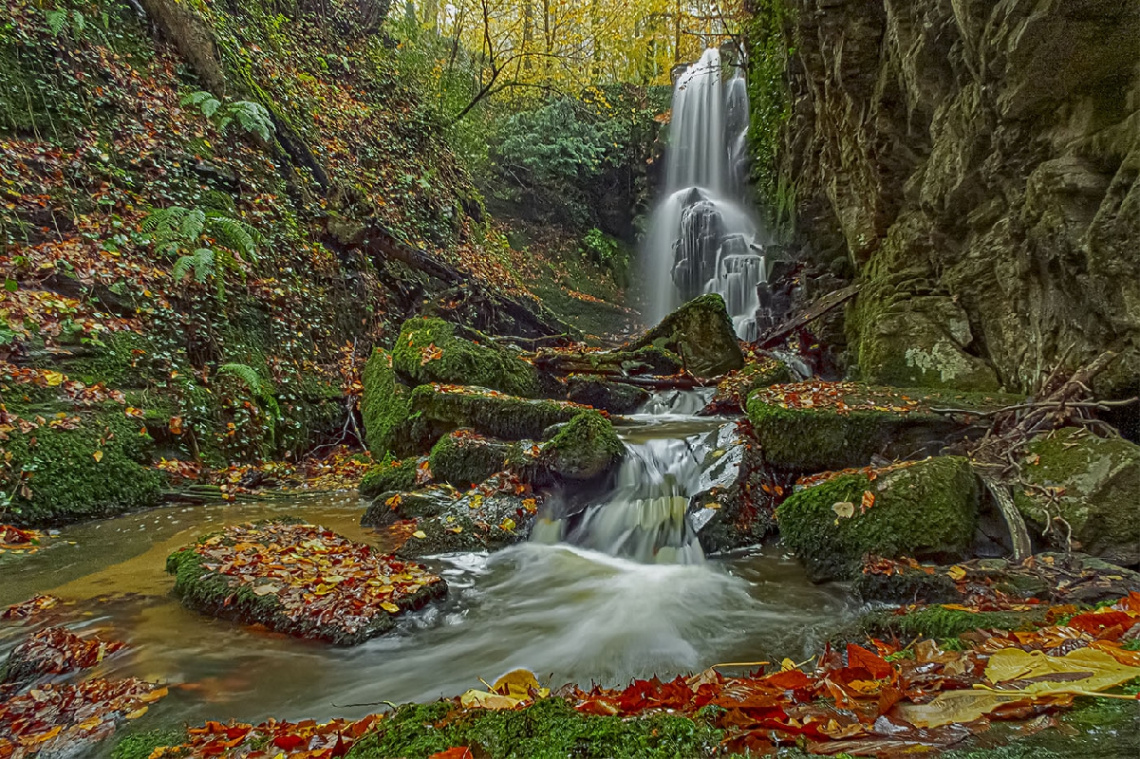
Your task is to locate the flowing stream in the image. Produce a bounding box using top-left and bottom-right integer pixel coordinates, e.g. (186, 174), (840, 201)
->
(0, 392), (853, 733)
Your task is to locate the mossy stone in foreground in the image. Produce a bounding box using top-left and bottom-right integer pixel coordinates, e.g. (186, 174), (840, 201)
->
(632, 293), (744, 378)
(345, 697), (723, 759)
(167, 521), (446, 645)
(405, 384), (582, 447)
(360, 348), (411, 458)
(1014, 427), (1140, 565)
(537, 409), (624, 483)
(746, 383), (1017, 472)
(392, 317), (539, 397)
(777, 456), (979, 581)
(428, 431), (510, 488)
(2, 403), (163, 526)
(359, 457), (419, 499)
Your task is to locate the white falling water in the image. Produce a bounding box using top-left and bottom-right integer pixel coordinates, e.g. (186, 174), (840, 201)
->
(646, 48), (768, 341)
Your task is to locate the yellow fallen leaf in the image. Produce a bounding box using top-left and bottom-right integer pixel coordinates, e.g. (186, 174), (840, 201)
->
(985, 647), (1140, 695)
(459, 689), (521, 710)
(43, 370), (65, 386)
(832, 501), (854, 519)
(412, 530), (427, 539)
(947, 565), (967, 581)
(93, 450), (103, 463)
(492, 669), (549, 700)
(500, 517), (516, 531)
(125, 706), (149, 719)
(380, 601), (399, 613)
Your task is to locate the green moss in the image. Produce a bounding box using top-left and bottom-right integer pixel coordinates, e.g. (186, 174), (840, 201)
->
(112, 730), (187, 759)
(1, 403), (163, 526)
(346, 697), (723, 759)
(746, 385), (1018, 472)
(405, 384), (580, 449)
(359, 457), (419, 499)
(428, 432), (508, 488)
(838, 605), (1048, 644)
(360, 348), (412, 458)
(632, 294), (744, 378)
(777, 456), (979, 581)
(1013, 427), (1140, 564)
(539, 410), (624, 483)
(392, 318), (539, 397)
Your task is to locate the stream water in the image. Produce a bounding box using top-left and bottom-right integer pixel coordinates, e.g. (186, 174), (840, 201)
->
(0, 392), (854, 734)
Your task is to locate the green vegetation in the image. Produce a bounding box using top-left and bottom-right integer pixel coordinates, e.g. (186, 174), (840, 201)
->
(538, 409), (625, 483)
(346, 697), (724, 759)
(633, 294), (745, 378)
(391, 318), (539, 397)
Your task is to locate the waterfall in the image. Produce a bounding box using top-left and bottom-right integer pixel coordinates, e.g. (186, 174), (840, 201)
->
(646, 48), (768, 341)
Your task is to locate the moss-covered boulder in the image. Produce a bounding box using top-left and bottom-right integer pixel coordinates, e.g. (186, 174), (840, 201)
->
(777, 456), (979, 582)
(706, 356), (793, 413)
(392, 318), (539, 397)
(535, 410), (624, 484)
(532, 346), (683, 377)
(428, 430), (510, 488)
(1014, 427), (1140, 565)
(631, 294), (744, 378)
(565, 377), (649, 414)
(167, 520), (446, 645)
(362, 486), (537, 557)
(1, 404), (163, 526)
(360, 349), (412, 458)
(746, 382), (1017, 472)
(404, 384), (583, 449)
(359, 456), (421, 499)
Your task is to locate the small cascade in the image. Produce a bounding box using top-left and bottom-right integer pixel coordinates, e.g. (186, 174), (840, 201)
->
(646, 48), (774, 337)
(535, 391), (729, 565)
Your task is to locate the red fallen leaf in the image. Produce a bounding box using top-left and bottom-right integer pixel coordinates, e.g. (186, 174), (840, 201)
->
(762, 668), (812, 691)
(1068, 610), (1136, 638)
(845, 644), (893, 680)
(429, 748), (474, 759)
(273, 732), (309, 751)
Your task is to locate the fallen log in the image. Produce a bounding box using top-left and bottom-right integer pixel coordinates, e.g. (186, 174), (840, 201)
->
(754, 284), (860, 349)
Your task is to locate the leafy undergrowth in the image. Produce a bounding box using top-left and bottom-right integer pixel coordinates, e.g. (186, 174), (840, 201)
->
(111, 596), (1140, 759)
(167, 521), (446, 645)
(0, 678), (167, 758)
(753, 382), (1018, 416)
(2, 626), (124, 683)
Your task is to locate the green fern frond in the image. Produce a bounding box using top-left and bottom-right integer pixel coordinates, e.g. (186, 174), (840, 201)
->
(172, 248), (214, 283)
(206, 214), (259, 260)
(228, 101), (275, 142)
(218, 363), (280, 420)
(178, 208), (206, 241)
(46, 10), (67, 36)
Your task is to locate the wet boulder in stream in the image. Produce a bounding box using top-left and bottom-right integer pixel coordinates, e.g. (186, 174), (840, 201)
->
(777, 456), (980, 582)
(631, 294), (745, 378)
(565, 376), (650, 414)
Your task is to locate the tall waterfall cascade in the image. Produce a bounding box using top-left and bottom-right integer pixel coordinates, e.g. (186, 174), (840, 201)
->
(646, 48), (768, 340)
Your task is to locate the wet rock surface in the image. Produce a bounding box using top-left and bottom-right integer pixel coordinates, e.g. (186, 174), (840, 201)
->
(630, 294), (745, 378)
(777, 456), (979, 582)
(1013, 427), (1140, 566)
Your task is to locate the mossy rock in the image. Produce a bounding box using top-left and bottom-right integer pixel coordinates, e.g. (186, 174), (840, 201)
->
(533, 346), (683, 377)
(777, 456), (979, 581)
(360, 348), (412, 458)
(344, 696), (723, 759)
(429, 431), (510, 488)
(746, 383), (1017, 472)
(402, 384), (583, 450)
(386, 490), (536, 558)
(849, 291), (1002, 392)
(631, 294), (744, 378)
(1014, 427), (1140, 565)
(166, 521), (446, 645)
(361, 487), (455, 528)
(359, 457), (420, 499)
(535, 410), (624, 484)
(1, 403), (163, 526)
(565, 377), (649, 414)
(392, 318), (539, 397)
(707, 356), (793, 412)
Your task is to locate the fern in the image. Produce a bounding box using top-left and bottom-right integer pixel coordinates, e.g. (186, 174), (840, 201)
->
(181, 92), (274, 142)
(218, 363), (281, 421)
(205, 213), (258, 260)
(172, 248), (215, 283)
(46, 10), (67, 36)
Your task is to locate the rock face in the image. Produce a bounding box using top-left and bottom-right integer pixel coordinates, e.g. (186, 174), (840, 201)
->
(1014, 427), (1140, 565)
(777, 456), (979, 582)
(749, 0), (1140, 396)
(631, 294), (745, 378)
(565, 377), (649, 414)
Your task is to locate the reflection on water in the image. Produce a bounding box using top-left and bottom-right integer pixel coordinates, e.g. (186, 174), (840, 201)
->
(0, 497), (853, 730)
